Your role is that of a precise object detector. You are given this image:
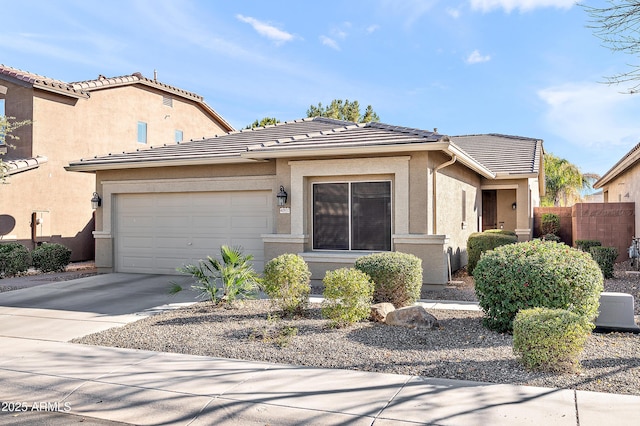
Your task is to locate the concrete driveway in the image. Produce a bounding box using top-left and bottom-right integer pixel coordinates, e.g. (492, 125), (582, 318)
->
(0, 273), (199, 342)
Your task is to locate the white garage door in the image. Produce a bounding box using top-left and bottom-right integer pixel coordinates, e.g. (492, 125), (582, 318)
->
(115, 191), (272, 274)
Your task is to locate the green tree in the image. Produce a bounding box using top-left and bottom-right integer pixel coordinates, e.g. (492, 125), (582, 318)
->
(1, 116), (31, 182)
(244, 117), (281, 129)
(584, 1), (640, 92)
(542, 153), (599, 207)
(306, 99), (380, 123)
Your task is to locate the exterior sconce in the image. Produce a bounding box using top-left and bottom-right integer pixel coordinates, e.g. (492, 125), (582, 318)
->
(512, 202), (517, 210)
(91, 192), (102, 209)
(276, 185), (288, 207)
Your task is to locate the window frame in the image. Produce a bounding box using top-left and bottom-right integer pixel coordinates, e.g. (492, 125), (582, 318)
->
(311, 179), (393, 252)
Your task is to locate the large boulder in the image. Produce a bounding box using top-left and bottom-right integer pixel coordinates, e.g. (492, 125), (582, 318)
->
(370, 302), (396, 322)
(385, 306), (439, 329)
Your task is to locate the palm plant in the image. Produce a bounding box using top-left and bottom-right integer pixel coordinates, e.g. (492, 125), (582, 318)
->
(542, 153), (600, 207)
(171, 245), (261, 305)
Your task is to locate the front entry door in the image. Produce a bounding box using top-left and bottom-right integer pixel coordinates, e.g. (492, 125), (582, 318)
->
(482, 190), (497, 231)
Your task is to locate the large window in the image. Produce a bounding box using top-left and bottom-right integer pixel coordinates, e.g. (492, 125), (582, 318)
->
(313, 181), (391, 251)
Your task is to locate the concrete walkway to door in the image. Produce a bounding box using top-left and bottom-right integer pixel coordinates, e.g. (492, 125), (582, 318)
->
(0, 273), (639, 425)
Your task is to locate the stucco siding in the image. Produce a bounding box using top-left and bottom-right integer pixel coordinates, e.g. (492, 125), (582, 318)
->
(599, 166), (640, 235)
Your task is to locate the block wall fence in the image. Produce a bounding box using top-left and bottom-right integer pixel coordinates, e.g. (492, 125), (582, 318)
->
(533, 203), (635, 263)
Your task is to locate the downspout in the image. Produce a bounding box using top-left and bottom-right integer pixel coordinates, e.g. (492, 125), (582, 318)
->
(432, 153), (457, 234)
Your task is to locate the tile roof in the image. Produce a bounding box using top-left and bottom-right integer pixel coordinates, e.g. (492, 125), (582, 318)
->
(66, 119), (542, 180)
(67, 118), (447, 170)
(451, 134), (543, 175)
(70, 72), (203, 103)
(2, 156), (48, 176)
(0, 64), (89, 98)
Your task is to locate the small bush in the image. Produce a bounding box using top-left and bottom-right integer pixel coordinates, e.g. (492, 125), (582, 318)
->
(541, 213), (560, 236)
(466, 232), (518, 275)
(513, 307), (593, 372)
(263, 254), (311, 316)
(474, 240), (603, 333)
(173, 245), (261, 305)
(590, 246), (618, 279)
(354, 252), (422, 307)
(575, 240), (601, 253)
(322, 268), (374, 327)
(0, 243), (32, 277)
(31, 243), (70, 273)
(542, 233), (561, 243)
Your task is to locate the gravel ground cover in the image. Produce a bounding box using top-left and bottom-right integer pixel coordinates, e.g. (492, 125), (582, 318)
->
(75, 262), (640, 396)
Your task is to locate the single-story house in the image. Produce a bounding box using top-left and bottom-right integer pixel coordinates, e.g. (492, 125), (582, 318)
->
(66, 118), (544, 286)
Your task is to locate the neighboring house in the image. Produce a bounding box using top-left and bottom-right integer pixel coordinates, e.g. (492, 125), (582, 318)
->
(0, 64), (233, 261)
(67, 118), (544, 286)
(594, 142), (640, 232)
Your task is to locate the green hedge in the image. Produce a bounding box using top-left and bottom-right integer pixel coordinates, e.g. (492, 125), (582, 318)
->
(541, 213), (560, 236)
(0, 243), (32, 277)
(32, 243), (71, 273)
(513, 307), (592, 372)
(575, 240), (601, 253)
(263, 254), (311, 316)
(322, 268), (374, 327)
(467, 231), (518, 275)
(474, 240), (603, 333)
(589, 246), (618, 279)
(354, 252), (422, 308)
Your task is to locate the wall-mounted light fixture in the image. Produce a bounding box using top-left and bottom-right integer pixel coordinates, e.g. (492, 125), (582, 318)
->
(512, 202), (517, 210)
(91, 192), (102, 209)
(276, 185), (288, 207)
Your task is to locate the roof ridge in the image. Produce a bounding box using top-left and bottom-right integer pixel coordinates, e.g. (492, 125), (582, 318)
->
(366, 121), (440, 139)
(454, 133), (541, 141)
(69, 72), (203, 101)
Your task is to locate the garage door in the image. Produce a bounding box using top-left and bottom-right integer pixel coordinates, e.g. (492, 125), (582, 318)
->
(115, 191), (272, 274)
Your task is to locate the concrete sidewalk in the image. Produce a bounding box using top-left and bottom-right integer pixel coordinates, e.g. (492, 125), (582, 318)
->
(0, 274), (638, 425)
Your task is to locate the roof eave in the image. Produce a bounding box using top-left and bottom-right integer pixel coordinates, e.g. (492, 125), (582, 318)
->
(594, 147), (640, 189)
(34, 83), (89, 99)
(65, 156), (265, 173)
(243, 141), (497, 179)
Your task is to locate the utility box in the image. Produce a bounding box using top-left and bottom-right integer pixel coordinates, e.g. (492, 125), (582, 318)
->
(31, 211), (51, 242)
(594, 292), (640, 333)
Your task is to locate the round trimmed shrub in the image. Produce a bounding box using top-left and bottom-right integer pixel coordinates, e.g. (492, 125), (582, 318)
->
(32, 243), (71, 273)
(474, 240), (603, 333)
(263, 254), (311, 316)
(513, 307), (593, 372)
(354, 252), (422, 308)
(322, 268), (374, 327)
(0, 243), (31, 277)
(466, 231), (518, 275)
(542, 233), (561, 243)
(589, 246), (618, 279)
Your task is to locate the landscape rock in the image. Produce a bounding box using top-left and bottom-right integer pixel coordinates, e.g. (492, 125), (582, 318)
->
(370, 302), (396, 322)
(385, 305), (439, 329)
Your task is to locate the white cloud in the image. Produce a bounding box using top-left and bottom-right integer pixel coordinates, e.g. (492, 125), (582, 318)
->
(236, 14), (294, 44)
(320, 35), (340, 50)
(466, 50), (491, 64)
(447, 8), (462, 19)
(538, 82), (640, 149)
(366, 24), (380, 33)
(470, 0), (576, 13)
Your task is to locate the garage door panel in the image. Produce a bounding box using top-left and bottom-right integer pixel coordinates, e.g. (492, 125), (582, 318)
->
(116, 191), (271, 274)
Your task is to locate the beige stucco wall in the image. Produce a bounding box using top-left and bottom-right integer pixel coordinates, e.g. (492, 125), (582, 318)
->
(599, 166), (640, 234)
(481, 177), (536, 241)
(0, 80), (229, 260)
(431, 153), (482, 272)
(496, 189), (517, 230)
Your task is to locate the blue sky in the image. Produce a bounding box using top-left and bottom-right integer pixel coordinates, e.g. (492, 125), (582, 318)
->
(2, 0), (640, 177)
